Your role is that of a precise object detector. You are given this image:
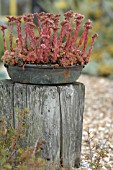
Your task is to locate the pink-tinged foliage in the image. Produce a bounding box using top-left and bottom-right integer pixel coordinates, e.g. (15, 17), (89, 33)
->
(13, 16), (23, 52)
(71, 13), (84, 49)
(0, 25), (7, 51)
(6, 16), (15, 51)
(81, 20), (92, 57)
(86, 33), (98, 63)
(1, 11), (98, 67)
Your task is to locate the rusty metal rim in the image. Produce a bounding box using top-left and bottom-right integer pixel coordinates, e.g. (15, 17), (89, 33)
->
(25, 64), (84, 69)
(5, 63), (84, 69)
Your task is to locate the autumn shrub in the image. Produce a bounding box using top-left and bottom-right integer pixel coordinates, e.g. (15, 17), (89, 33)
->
(98, 64), (113, 77)
(0, 109), (55, 170)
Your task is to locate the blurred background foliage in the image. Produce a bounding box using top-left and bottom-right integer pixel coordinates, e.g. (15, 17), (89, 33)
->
(0, 0), (113, 78)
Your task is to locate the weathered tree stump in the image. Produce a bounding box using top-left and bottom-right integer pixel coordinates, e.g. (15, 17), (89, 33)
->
(0, 80), (85, 168)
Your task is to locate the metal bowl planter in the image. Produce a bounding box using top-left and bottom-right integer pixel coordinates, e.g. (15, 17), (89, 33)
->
(1, 12), (98, 85)
(5, 64), (83, 85)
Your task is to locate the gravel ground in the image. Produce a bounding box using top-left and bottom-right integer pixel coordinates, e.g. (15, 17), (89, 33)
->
(76, 75), (113, 170)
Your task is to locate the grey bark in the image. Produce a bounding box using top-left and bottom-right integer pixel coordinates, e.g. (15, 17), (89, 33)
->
(0, 80), (14, 126)
(0, 80), (85, 168)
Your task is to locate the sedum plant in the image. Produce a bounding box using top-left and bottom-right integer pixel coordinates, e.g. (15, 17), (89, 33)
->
(0, 11), (98, 67)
